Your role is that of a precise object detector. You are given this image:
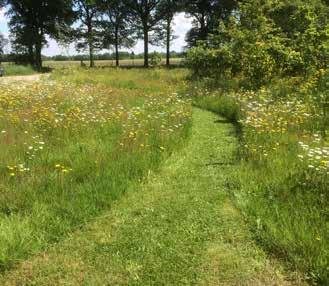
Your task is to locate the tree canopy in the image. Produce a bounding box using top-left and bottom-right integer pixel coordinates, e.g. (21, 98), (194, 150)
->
(187, 0), (329, 87)
(4, 0), (74, 69)
(0, 0), (243, 68)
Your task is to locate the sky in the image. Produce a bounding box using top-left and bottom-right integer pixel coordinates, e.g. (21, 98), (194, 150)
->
(0, 9), (192, 56)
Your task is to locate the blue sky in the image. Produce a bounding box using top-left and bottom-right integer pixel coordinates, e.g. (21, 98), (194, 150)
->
(0, 9), (192, 56)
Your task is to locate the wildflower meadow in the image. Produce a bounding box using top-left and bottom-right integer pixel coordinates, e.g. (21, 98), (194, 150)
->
(0, 0), (328, 284)
(0, 68), (191, 269)
(192, 74), (328, 283)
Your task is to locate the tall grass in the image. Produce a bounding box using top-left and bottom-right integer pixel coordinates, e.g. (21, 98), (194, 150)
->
(192, 73), (329, 285)
(0, 68), (191, 270)
(1, 64), (37, 76)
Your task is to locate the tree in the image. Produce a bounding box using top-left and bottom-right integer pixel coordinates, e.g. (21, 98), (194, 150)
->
(74, 0), (103, 67)
(186, 0), (329, 87)
(4, 0), (74, 70)
(10, 22), (35, 65)
(182, 0), (237, 47)
(100, 0), (136, 67)
(126, 0), (166, 67)
(157, 0), (179, 66)
(0, 33), (8, 55)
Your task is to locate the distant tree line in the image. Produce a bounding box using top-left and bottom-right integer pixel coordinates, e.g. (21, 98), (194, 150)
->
(0, 0), (238, 70)
(0, 50), (185, 62)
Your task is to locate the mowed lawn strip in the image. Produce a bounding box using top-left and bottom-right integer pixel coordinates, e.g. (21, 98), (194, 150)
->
(0, 109), (305, 285)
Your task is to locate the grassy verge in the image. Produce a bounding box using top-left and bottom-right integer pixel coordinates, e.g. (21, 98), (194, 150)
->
(1, 64), (37, 76)
(193, 84), (328, 285)
(0, 108), (303, 285)
(0, 68), (191, 270)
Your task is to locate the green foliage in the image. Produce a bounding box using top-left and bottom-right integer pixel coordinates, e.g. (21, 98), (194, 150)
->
(100, 0), (137, 66)
(150, 52), (162, 67)
(187, 0), (329, 88)
(5, 0), (74, 69)
(187, 3), (329, 276)
(0, 33), (8, 55)
(126, 0), (168, 67)
(182, 0), (238, 47)
(74, 0), (104, 67)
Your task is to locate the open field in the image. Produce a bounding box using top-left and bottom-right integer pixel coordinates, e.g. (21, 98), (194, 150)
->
(0, 58), (183, 76)
(44, 58), (184, 69)
(1, 0), (328, 285)
(0, 68), (191, 271)
(0, 67), (327, 285)
(0, 107), (306, 286)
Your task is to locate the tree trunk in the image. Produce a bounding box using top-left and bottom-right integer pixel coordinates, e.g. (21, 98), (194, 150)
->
(143, 28), (149, 67)
(115, 27), (119, 67)
(89, 44), (94, 68)
(200, 14), (207, 41)
(35, 39), (42, 71)
(28, 44), (34, 67)
(166, 18), (171, 67)
(87, 21), (94, 68)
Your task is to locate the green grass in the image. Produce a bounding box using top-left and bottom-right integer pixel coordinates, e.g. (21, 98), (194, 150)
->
(0, 68), (191, 271)
(1, 64), (37, 76)
(0, 109), (304, 285)
(193, 89), (328, 285)
(50, 67), (188, 93)
(0, 66), (323, 284)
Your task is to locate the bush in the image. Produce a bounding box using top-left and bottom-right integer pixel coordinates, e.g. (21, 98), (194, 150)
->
(186, 0), (329, 89)
(150, 52), (162, 67)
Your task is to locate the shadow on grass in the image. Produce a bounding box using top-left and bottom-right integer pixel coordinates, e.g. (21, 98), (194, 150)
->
(214, 119), (231, 124)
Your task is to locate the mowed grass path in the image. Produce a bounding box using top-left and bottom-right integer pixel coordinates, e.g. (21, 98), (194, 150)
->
(0, 109), (304, 285)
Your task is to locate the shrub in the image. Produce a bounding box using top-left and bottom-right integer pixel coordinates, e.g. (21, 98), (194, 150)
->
(186, 0), (329, 89)
(150, 52), (162, 67)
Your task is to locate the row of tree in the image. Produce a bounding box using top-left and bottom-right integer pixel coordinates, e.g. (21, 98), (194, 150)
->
(0, 0), (237, 70)
(0, 50), (186, 63)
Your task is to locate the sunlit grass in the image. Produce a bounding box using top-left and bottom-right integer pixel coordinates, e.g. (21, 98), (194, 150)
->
(0, 67), (192, 270)
(1, 64), (37, 76)
(192, 77), (329, 284)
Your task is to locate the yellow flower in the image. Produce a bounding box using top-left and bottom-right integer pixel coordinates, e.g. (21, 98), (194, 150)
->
(10, 173), (15, 177)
